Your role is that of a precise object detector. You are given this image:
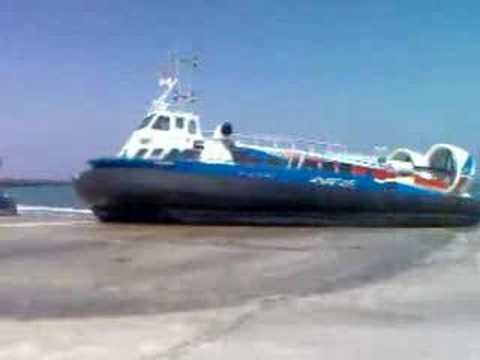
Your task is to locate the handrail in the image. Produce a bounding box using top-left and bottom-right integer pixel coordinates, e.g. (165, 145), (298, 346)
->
(202, 131), (346, 152)
(201, 130), (381, 167)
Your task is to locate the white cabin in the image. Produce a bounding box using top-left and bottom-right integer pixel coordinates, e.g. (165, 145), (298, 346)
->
(119, 74), (204, 160)
(118, 65), (236, 164)
(119, 109), (203, 160)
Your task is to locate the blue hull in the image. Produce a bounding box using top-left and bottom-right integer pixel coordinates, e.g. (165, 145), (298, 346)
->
(74, 158), (480, 227)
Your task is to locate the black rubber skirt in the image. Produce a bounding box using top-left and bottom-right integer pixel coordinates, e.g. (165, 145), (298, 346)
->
(74, 167), (480, 227)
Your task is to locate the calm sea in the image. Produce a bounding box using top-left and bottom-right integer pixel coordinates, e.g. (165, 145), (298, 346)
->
(2, 181), (480, 215)
(3, 184), (88, 213)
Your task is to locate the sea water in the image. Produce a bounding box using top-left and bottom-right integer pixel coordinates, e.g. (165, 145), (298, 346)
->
(3, 184), (89, 214)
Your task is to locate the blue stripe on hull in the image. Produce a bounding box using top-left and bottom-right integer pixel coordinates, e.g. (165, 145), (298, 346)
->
(89, 157), (441, 199)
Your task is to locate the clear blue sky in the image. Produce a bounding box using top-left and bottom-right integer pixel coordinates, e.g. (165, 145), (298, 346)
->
(1, 0), (479, 178)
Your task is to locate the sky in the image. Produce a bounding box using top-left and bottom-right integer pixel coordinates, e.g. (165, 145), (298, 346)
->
(1, 0), (479, 179)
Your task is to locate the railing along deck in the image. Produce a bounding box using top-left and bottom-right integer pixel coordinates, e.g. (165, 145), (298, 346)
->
(203, 131), (383, 167)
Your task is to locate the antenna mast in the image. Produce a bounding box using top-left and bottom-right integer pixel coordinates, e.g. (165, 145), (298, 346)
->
(148, 53), (199, 114)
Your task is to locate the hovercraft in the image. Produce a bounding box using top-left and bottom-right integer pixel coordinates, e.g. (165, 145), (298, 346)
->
(74, 60), (480, 227)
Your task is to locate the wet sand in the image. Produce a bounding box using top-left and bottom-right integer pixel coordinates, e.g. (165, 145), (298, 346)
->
(0, 214), (479, 359)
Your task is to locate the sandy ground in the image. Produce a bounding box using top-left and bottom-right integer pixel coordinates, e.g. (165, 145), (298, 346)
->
(0, 213), (478, 359)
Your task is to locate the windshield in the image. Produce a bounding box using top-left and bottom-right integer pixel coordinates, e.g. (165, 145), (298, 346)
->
(137, 115), (155, 130)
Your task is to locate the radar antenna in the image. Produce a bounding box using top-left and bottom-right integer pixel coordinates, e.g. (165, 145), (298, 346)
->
(148, 53), (199, 114)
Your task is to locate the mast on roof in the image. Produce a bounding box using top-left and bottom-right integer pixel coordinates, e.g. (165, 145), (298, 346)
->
(148, 53), (199, 114)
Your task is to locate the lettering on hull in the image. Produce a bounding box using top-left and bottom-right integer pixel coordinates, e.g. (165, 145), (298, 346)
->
(309, 177), (356, 189)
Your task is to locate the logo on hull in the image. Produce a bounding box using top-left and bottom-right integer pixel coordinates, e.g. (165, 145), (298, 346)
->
(309, 177), (356, 189)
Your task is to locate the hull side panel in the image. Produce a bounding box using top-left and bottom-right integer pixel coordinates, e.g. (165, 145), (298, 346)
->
(74, 160), (480, 226)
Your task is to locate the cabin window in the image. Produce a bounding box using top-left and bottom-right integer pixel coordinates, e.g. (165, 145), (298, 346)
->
(151, 148), (163, 157)
(193, 140), (205, 150)
(176, 117), (185, 129)
(163, 149), (180, 161)
(188, 120), (197, 134)
(135, 148), (149, 158)
(153, 116), (170, 131)
(137, 115), (154, 130)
